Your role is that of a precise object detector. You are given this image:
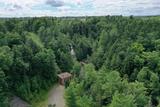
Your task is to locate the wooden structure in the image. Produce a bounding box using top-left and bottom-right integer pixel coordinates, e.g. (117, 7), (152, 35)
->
(80, 61), (86, 66)
(58, 72), (72, 85)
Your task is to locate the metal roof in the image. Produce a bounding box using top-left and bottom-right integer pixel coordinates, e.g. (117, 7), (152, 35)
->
(58, 72), (72, 79)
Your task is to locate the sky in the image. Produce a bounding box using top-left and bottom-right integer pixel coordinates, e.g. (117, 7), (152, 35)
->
(0, 0), (160, 17)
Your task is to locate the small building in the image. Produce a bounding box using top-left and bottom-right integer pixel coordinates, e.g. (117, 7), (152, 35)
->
(58, 72), (72, 85)
(80, 61), (86, 66)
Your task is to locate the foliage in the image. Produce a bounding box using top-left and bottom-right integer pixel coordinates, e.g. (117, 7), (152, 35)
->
(0, 16), (160, 106)
(65, 64), (149, 107)
(0, 68), (9, 107)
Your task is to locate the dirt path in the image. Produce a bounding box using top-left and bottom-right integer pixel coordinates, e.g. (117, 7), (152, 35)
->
(10, 96), (30, 107)
(46, 85), (65, 107)
(10, 85), (65, 107)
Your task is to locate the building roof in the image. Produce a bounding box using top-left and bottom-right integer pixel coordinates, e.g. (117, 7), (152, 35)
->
(58, 72), (72, 79)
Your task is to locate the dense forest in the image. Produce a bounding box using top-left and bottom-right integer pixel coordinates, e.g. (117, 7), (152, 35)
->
(0, 16), (160, 107)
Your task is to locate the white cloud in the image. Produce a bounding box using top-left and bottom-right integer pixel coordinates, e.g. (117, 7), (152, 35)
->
(0, 0), (160, 17)
(0, 0), (43, 5)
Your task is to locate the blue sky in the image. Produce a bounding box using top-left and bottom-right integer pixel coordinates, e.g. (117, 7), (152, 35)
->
(0, 0), (160, 17)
